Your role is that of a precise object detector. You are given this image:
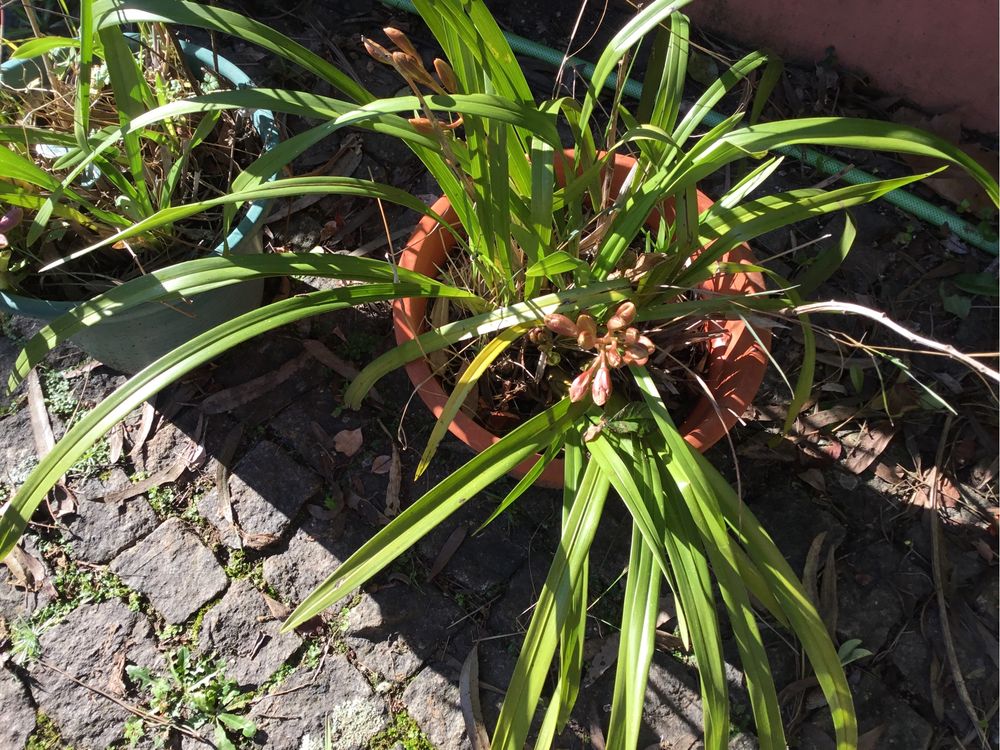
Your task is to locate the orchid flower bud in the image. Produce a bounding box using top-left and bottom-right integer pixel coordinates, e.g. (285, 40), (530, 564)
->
(383, 27), (419, 57)
(606, 302), (636, 332)
(0, 206), (22, 232)
(576, 313), (597, 349)
(544, 313), (579, 338)
(605, 344), (623, 368)
(615, 301), (637, 324)
(637, 334), (656, 353)
(569, 366), (594, 403)
(392, 51), (434, 85)
(433, 58), (458, 92)
(407, 117), (437, 135)
(591, 361), (612, 406)
(362, 36), (394, 65)
(623, 344), (650, 366)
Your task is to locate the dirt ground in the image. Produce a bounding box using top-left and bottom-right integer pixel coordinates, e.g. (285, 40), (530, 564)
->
(0, 1), (997, 749)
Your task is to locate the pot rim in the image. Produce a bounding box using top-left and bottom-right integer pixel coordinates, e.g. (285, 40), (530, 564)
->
(393, 151), (771, 489)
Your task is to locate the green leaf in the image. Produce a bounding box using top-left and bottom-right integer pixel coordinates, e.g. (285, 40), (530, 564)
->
(10, 36), (80, 59)
(415, 323), (530, 478)
(524, 251), (588, 278)
(793, 213), (858, 296)
(343, 280), (631, 408)
(92, 0), (372, 103)
(9, 253), (479, 392)
(217, 713), (256, 738)
(952, 272), (999, 297)
(491, 457), (609, 750)
(605, 524), (661, 750)
(939, 284), (972, 318)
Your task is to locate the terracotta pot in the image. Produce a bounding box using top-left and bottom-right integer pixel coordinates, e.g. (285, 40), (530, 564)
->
(393, 152), (770, 488)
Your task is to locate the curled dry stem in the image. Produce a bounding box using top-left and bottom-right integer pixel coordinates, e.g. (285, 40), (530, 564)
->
(791, 301), (1000, 385)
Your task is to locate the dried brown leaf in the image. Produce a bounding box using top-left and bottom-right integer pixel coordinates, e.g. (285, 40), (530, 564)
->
(427, 524), (467, 582)
(3, 544), (47, 591)
(459, 645), (491, 750)
(798, 468), (827, 494)
(841, 421), (896, 474)
(200, 351), (311, 414)
(26, 370), (55, 459)
(333, 428), (364, 457)
(261, 591), (292, 620)
(384, 445), (402, 519)
(583, 632), (620, 689)
(371, 455), (393, 475)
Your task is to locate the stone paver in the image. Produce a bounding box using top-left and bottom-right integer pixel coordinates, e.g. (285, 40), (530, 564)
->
(61, 495), (159, 564)
(250, 652), (388, 749)
(110, 517), (228, 623)
(402, 665), (471, 750)
(198, 579), (301, 688)
(0, 664), (36, 750)
(263, 518), (368, 607)
(344, 583), (466, 682)
(199, 440), (321, 549)
(0, 536), (55, 623)
(29, 600), (162, 749)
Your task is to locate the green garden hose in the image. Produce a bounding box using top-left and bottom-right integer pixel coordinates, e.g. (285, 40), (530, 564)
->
(381, 0), (998, 254)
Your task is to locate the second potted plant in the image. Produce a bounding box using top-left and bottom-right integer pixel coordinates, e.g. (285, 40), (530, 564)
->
(0, 8), (279, 372)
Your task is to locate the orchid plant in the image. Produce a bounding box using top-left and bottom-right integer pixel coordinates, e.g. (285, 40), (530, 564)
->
(1, 1), (997, 749)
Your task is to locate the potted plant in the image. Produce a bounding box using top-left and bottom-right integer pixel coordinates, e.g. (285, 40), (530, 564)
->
(0, 2), (281, 372)
(1, 0), (997, 747)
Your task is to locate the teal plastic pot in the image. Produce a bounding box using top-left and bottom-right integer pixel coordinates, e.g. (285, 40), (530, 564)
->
(0, 41), (280, 373)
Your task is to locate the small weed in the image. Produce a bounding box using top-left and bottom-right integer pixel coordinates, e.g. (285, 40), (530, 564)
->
(10, 618), (42, 664)
(41, 370), (76, 418)
(342, 330), (380, 363)
(367, 710), (433, 750)
(26, 712), (67, 750)
(126, 647), (257, 749)
(67, 437), (111, 478)
(147, 485), (177, 516)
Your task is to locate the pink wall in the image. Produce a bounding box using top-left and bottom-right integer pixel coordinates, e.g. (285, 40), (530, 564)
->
(689, 0), (999, 133)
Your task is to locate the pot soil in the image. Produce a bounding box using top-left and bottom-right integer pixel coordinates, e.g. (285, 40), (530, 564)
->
(0, 42), (280, 374)
(394, 152), (770, 488)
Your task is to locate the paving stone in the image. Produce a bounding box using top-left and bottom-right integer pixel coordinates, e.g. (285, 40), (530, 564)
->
(850, 672), (934, 750)
(60, 495), (159, 564)
(636, 653), (756, 749)
(198, 579), (301, 688)
(401, 665), (470, 750)
(0, 664), (36, 750)
(66, 466), (132, 502)
(250, 652), (388, 749)
(263, 516), (369, 608)
(29, 600), (162, 749)
(0, 535), (55, 623)
(110, 517), (228, 623)
(0, 407), (38, 489)
(344, 583), (467, 682)
(417, 507), (527, 594)
(837, 540), (930, 651)
(199, 440), (321, 549)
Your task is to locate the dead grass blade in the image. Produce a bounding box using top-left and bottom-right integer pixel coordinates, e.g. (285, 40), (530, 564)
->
(930, 415), (987, 747)
(427, 524), (468, 582)
(25, 370), (55, 458)
(460, 644), (492, 750)
(384, 443), (402, 518)
(200, 350), (312, 414)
